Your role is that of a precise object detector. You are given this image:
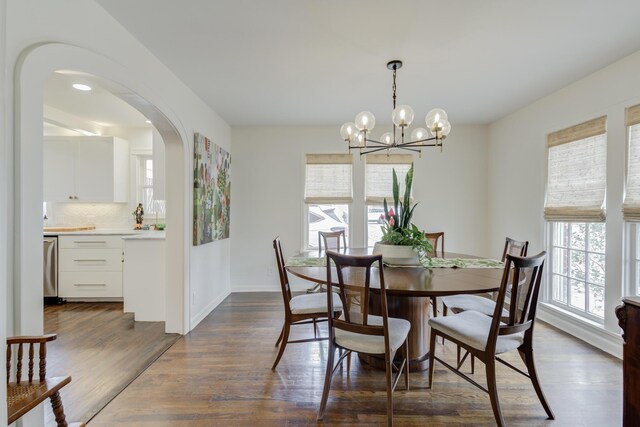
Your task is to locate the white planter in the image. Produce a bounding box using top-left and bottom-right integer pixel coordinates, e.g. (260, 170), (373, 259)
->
(372, 242), (420, 265)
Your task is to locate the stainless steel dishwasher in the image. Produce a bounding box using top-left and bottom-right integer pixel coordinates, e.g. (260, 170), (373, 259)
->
(43, 236), (58, 297)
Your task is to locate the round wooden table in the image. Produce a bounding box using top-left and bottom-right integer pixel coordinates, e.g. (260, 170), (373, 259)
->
(286, 251), (502, 371)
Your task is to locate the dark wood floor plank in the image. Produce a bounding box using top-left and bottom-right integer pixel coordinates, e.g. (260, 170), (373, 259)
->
(90, 292), (622, 426)
(43, 302), (180, 425)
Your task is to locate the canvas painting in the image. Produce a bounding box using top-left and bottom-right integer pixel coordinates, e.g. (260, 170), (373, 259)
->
(193, 132), (231, 245)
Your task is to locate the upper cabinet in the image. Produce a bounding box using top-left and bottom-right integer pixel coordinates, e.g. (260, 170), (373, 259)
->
(44, 136), (129, 203)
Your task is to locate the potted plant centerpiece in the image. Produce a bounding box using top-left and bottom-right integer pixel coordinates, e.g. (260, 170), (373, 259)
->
(373, 164), (433, 265)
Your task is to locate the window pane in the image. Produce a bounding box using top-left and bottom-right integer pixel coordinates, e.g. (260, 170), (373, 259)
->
(587, 253), (605, 285)
(308, 204), (349, 249)
(552, 274), (567, 304)
(144, 159), (153, 185)
(143, 187), (154, 213)
(588, 285), (605, 318)
(554, 222), (569, 247)
(588, 223), (606, 253)
(367, 205), (385, 247)
(570, 223), (586, 250)
(569, 249), (586, 281)
(569, 279), (585, 310)
(553, 248), (568, 275)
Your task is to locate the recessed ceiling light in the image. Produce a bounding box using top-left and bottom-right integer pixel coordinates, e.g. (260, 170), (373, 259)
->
(145, 120), (152, 124)
(72, 83), (92, 91)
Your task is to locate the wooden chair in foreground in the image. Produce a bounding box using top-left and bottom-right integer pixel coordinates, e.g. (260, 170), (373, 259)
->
(428, 252), (554, 427)
(425, 232), (445, 318)
(7, 334), (85, 427)
(271, 238), (343, 370)
(318, 251), (410, 427)
(440, 236), (529, 371)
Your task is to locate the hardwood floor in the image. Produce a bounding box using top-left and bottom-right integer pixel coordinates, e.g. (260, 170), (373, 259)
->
(90, 293), (622, 426)
(43, 302), (180, 425)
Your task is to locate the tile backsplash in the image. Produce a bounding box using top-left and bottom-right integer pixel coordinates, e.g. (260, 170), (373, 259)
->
(45, 203), (133, 228)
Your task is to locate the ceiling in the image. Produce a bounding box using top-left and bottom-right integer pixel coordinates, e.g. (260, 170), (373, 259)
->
(96, 0), (640, 127)
(44, 71), (151, 129)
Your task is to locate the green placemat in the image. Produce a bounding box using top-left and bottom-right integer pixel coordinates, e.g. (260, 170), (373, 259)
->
(286, 256), (327, 267)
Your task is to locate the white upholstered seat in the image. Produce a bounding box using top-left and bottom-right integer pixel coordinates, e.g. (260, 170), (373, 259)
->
(428, 310), (523, 355)
(289, 292), (343, 315)
(441, 294), (508, 317)
(335, 314), (410, 354)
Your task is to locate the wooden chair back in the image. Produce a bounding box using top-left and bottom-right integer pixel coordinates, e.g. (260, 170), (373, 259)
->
(325, 251), (389, 351)
(425, 232), (445, 257)
(273, 238), (293, 311)
(501, 237), (529, 261)
(318, 230), (347, 255)
(489, 252), (546, 350)
(6, 334), (56, 384)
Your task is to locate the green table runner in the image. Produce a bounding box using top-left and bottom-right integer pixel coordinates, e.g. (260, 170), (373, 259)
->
(286, 256), (504, 269)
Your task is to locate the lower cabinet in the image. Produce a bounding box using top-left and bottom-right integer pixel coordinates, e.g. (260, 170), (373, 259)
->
(58, 235), (124, 299)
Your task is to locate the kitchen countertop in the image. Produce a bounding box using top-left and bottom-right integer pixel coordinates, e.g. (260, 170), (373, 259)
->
(43, 228), (164, 238)
(121, 231), (166, 240)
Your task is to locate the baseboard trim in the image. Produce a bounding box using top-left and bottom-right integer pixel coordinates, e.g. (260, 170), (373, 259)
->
(232, 286), (280, 293)
(190, 289), (231, 330)
(538, 303), (623, 359)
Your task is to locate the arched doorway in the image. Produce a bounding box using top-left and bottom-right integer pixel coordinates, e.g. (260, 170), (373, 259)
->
(14, 43), (190, 336)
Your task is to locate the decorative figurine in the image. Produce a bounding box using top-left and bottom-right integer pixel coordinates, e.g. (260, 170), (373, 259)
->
(133, 203), (144, 230)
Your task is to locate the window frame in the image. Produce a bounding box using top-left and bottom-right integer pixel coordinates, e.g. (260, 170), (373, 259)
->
(132, 152), (163, 218)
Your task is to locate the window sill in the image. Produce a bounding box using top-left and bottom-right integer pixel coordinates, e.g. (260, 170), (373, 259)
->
(538, 302), (622, 358)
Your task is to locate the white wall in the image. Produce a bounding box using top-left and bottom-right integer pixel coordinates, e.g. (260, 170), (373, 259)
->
(3, 0), (231, 356)
(488, 48), (640, 356)
(230, 124), (489, 291)
(0, 0), (8, 422)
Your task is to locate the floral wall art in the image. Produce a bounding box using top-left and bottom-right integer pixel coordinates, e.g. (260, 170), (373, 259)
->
(193, 132), (231, 245)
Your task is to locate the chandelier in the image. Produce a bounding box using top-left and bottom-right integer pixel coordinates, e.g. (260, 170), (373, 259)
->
(340, 60), (451, 156)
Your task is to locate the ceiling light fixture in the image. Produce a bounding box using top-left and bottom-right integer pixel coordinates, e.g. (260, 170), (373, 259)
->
(145, 120), (152, 124)
(72, 83), (92, 91)
(340, 60), (451, 156)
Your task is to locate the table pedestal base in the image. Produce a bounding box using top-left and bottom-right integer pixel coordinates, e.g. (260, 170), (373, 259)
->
(366, 292), (431, 372)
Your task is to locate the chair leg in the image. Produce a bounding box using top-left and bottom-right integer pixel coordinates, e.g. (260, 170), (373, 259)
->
(275, 324), (284, 347)
(346, 351), (351, 375)
(431, 297), (438, 317)
(471, 354), (475, 374)
(271, 322), (290, 370)
(404, 339), (410, 390)
(317, 343), (336, 421)
(313, 318), (318, 339)
(50, 391), (69, 427)
(428, 329), (437, 388)
(520, 347), (555, 420)
(385, 353), (394, 427)
(441, 305), (447, 344)
(485, 358), (506, 427)
(456, 345), (461, 367)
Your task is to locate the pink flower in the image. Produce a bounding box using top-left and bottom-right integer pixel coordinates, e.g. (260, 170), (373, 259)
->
(389, 217), (395, 227)
(388, 208), (395, 217)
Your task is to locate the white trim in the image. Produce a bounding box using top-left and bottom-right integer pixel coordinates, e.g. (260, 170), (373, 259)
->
(190, 289), (232, 329)
(538, 303), (622, 358)
(232, 287), (281, 293)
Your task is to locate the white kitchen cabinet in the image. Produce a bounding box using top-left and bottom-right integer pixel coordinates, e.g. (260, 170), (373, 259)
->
(43, 136), (129, 202)
(58, 235), (125, 299)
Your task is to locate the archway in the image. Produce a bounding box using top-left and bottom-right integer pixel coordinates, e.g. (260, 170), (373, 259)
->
(14, 43), (190, 336)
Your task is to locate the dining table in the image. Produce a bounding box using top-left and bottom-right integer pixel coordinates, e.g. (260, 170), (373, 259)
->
(285, 249), (504, 371)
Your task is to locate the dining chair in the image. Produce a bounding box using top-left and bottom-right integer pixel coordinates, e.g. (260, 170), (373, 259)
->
(318, 230), (347, 255)
(307, 230), (348, 293)
(317, 251), (410, 427)
(271, 238), (343, 370)
(440, 237), (529, 371)
(425, 231), (445, 258)
(426, 232), (446, 318)
(428, 251), (553, 427)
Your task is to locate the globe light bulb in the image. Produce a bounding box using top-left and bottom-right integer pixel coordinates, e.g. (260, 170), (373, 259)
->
(355, 131), (365, 147)
(340, 122), (357, 142)
(355, 111), (376, 132)
(425, 108), (448, 131)
(392, 105), (414, 127)
(440, 120), (451, 138)
(410, 127), (429, 143)
(380, 132), (394, 145)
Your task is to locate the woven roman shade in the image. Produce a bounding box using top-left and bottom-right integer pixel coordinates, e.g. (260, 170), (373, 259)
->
(365, 154), (413, 205)
(304, 154), (353, 204)
(623, 106), (640, 220)
(545, 117), (607, 222)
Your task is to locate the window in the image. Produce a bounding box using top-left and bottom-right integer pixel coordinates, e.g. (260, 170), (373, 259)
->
(545, 116), (607, 321)
(623, 104), (640, 296)
(304, 154), (353, 249)
(365, 154), (413, 247)
(135, 154), (163, 216)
